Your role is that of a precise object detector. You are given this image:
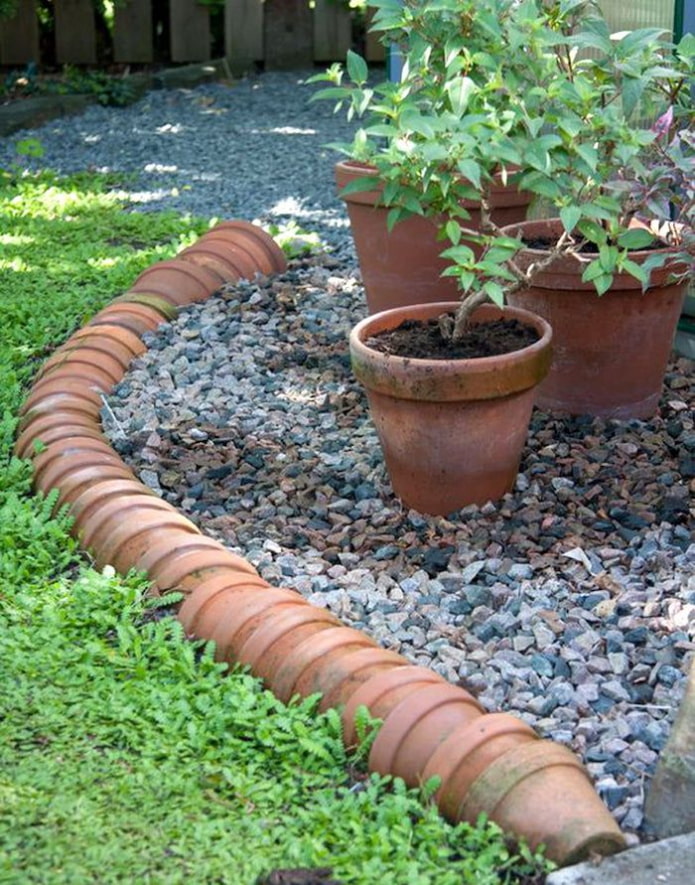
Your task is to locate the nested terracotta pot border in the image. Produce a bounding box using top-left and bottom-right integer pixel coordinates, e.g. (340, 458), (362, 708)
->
(14, 220), (625, 868)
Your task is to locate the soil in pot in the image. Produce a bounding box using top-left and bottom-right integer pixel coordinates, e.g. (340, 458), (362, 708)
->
(366, 317), (540, 360)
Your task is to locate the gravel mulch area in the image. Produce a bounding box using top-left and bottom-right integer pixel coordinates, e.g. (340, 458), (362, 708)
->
(104, 249), (695, 844)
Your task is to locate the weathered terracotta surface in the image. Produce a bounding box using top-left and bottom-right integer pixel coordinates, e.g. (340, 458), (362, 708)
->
(178, 243), (255, 281)
(336, 159), (531, 313)
(350, 302), (553, 514)
(130, 259), (222, 305)
(459, 741), (626, 864)
(12, 221), (626, 867)
(505, 218), (688, 418)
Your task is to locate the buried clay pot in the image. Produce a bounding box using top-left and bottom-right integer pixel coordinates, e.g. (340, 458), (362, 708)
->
(88, 303), (170, 336)
(317, 647), (409, 712)
(178, 243), (257, 281)
(505, 218), (688, 419)
(349, 302), (552, 515)
(335, 159), (531, 313)
(144, 538), (261, 593)
(177, 572), (273, 633)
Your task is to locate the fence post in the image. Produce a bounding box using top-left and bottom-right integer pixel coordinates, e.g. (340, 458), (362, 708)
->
(313, 0), (351, 62)
(0, 0), (39, 66)
(54, 0), (98, 64)
(224, 0), (263, 72)
(264, 0), (313, 69)
(113, 0), (154, 64)
(169, 0), (211, 62)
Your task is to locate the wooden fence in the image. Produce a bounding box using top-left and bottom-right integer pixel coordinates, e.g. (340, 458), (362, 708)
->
(0, 0), (386, 70)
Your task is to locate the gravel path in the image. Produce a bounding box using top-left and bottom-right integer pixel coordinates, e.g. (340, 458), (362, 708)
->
(7, 71), (693, 843)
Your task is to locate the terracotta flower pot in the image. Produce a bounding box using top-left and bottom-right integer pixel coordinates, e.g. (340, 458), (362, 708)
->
(15, 414), (108, 460)
(208, 221), (288, 274)
(341, 665), (447, 749)
(505, 218), (688, 418)
(336, 159), (531, 313)
(350, 302), (553, 515)
(129, 259), (221, 306)
(66, 478), (160, 528)
(19, 392), (102, 429)
(421, 712), (539, 819)
(65, 323), (147, 358)
(111, 292), (182, 319)
(89, 303), (169, 336)
(178, 243), (255, 281)
(33, 447), (129, 497)
(459, 740), (626, 864)
(369, 682), (485, 783)
(145, 538), (260, 592)
(195, 233), (269, 276)
(317, 647), (409, 712)
(265, 626), (377, 704)
(177, 572), (272, 632)
(35, 348), (127, 386)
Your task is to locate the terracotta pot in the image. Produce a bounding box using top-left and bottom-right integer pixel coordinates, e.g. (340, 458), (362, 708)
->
(52, 463), (138, 510)
(130, 259), (221, 305)
(111, 292), (182, 319)
(178, 243), (254, 281)
(36, 348), (126, 386)
(66, 478), (160, 528)
(317, 647), (408, 712)
(20, 380), (104, 417)
(209, 221), (288, 274)
(236, 605), (342, 685)
(177, 572), (272, 632)
(350, 302), (552, 515)
(32, 363), (119, 394)
(369, 683), (485, 783)
(89, 303), (168, 336)
(505, 218), (688, 418)
(336, 160), (530, 313)
(195, 234), (269, 276)
(15, 415), (108, 460)
(49, 337), (135, 372)
(33, 447), (128, 496)
(266, 626), (377, 704)
(191, 591), (306, 662)
(342, 665), (447, 749)
(65, 323), (147, 358)
(421, 712), (539, 819)
(459, 740), (626, 864)
(145, 538), (260, 592)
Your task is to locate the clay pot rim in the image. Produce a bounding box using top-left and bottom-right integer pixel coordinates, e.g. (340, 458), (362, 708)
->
(349, 302), (553, 402)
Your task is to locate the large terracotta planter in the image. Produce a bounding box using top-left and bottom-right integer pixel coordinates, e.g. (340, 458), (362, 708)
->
(349, 302), (553, 515)
(336, 160), (530, 313)
(504, 218), (688, 419)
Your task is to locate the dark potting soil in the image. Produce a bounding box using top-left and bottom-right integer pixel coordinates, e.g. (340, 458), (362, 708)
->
(366, 317), (540, 360)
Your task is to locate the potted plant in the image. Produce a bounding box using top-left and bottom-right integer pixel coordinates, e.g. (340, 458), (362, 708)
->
(308, 1), (694, 515)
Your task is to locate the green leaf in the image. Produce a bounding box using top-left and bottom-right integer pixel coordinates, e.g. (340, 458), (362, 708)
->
(445, 76), (476, 117)
(455, 159), (482, 189)
(617, 228), (656, 251)
(346, 50), (368, 86)
(560, 206), (581, 234)
(445, 220), (461, 246)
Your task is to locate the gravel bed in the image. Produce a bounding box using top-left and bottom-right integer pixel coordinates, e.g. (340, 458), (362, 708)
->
(7, 70), (693, 842)
(103, 253), (694, 842)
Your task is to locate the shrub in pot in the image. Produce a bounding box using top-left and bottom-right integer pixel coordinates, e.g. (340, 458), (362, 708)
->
(312, 1), (694, 463)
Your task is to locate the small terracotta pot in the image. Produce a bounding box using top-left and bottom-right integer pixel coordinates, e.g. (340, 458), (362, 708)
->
(336, 160), (530, 313)
(16, 422), (108, 461)
(342, 665), (447, 749)
(88, 303), (168, 336)
(208, 221), (288, 274)
(66, 478), (160, 528)
(350, 302), (553, 514)
(52, 463), (138, 509)
(177, 572), (273, 632)
(130, 259), (221, 305)
(505, 218), (688, 418)
(421, 712), (539, 820)
(264, 625), (376, 704)
(192, 591), (305, 662)
(145, 538), (260, 592)
(35, 348), (126, 386)
(19, 392), (102, 430)
(49, 337), (135, 373)
(369, 682), (485, 782)
(33, 447), (128, 496)
(318, 647), (409, 712)
(194, 234), (267, 275)
(111, 291), (182, 319)
(65, 323), (147, 358)
(459, 740), (626, 864)
(71, 492), (175, 538)
(32, 363), (119, 395)
(236, 604), (342, 685)
(20, 381), (104, 418)
(178, 243), (253, 281)
(135, 534), (259, 584)
(78, 507), (200, 571)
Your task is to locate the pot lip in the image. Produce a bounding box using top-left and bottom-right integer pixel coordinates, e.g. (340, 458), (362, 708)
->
(350, 301), (552, 374)
(501, 217), (688, 264)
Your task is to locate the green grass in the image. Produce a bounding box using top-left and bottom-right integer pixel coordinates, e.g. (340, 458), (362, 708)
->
(0, 166), (552, 884)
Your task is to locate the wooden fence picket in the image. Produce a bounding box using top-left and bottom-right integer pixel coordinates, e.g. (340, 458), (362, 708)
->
(224, 0), (264, 70)
(113, 0), (154, 64)
(0, 0), (39, 66)
(54, 0), (98, 64)
(169, 0), (212, 63)
(313, 0), (352, 63)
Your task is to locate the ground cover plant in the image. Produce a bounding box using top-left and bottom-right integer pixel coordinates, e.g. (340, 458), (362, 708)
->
(0, 161), (552, 882)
